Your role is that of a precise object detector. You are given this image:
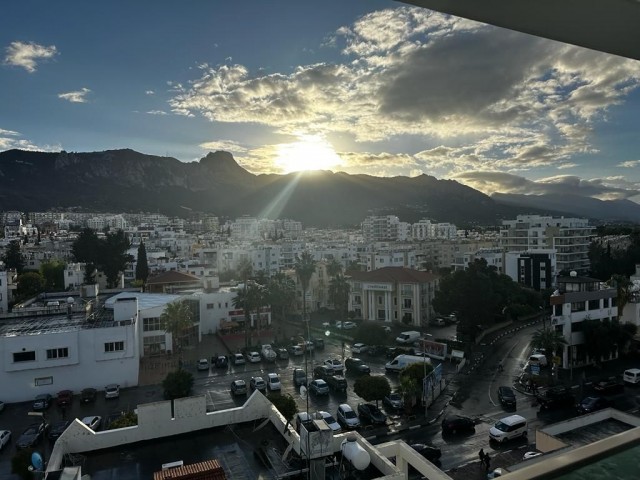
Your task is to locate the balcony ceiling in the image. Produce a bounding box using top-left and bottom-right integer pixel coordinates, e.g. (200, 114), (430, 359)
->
(398, 0), (640, 61)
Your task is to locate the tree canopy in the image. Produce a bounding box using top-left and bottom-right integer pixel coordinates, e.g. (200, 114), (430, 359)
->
(328, 274), (350, 321)
(270, 393), (298, 421)
(135, 241), (149, 284)
(162, 369), (194, 400)
(161, 300), (194, 353)
(352, 322), (389, 346)
(40, 260), (66, 291)
(2, 240), (24, 273)
(353, 376), (391, 406)
(71, 228), (131, 287)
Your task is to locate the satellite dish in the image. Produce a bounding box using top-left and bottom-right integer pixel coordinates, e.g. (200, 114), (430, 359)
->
(341, 436), (370, 470)
(299, 385), (307, 400)
(31, 452), (44, 471)
(67, 297), (75, 304)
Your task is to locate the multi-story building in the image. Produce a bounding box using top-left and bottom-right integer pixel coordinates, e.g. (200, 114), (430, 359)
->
(500, 215), (593, 276)
(0, 268), (17, 314)
(347, 267), (439, 328)
(549, 272), (617, 369)
(362, 215), (401, 243)
(504, 249), (556, 291)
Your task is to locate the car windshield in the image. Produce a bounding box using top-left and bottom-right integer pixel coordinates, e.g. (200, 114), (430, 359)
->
(270, 377), (278, 383)
(494, 421), (508, 431)
(24, 426), (38, 435)
(344, 410), (356, 419)
(324, 414), (336, 423)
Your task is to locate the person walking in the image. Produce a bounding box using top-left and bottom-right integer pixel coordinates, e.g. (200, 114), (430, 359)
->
(478, 448), (485, 465)
(484, 453), (491, 471)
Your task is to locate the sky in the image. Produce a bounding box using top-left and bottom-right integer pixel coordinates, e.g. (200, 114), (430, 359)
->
(2, 0), (640, 204)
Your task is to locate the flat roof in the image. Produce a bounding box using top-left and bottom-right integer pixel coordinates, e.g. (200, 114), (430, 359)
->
(105, 292), (183, 311)
(555, 418), (633, 447)
(0, 309), (115, 337)
(549, 442), (640, 480)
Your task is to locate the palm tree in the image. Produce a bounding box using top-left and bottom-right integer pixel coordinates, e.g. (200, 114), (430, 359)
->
(329, 273), (351, 321)
(161, 300), (194, 366)
(267, 272), (296, 340)
(608, 274), (632, 318)
(326, 258), (343, 278)
(294, 251), (316, 322)
(233, 283), (259, 348)
(531, 327), (567, 374)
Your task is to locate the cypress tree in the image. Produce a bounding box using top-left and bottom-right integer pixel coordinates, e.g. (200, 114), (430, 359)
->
(135, 241), (149, 284)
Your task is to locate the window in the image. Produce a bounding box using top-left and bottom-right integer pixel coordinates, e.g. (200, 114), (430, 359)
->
(14, 351), (36, 362)
(143, 317), (162, 332)
(35, 376), (53, 386)
(588, 299), (600, 310)
(377, 309), (386, 320)
(378, 296), (383, 305)
(571, 321), (584, 333)
(46, 347), (69, 359)
(206, 303), (214, 310)
(104, 341), (125, 352)
(571, 301), (585, 312)
(403, 298), (412, 309)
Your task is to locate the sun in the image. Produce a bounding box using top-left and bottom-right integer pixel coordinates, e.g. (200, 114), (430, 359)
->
(274, 134), (343, 173)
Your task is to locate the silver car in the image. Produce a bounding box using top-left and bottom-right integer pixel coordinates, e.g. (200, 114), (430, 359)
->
(337, 403), (360, 429)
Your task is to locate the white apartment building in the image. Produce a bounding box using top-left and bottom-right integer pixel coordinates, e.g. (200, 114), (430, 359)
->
(362, 216), (401, 243)
(64, 263), (86, 290)
(500, 215), (593, 275)
(0, 296), (139, 403)
(549, 272), (618, 369)
(347, 267), (439, 328)
(0, 269), (17, 314)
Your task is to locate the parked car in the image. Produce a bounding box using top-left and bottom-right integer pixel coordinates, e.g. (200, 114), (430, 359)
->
(56, 389), (73, 407)
(48, 420), (72, 442)
(308, 379), (330, 396)
(16, 422), (48, 449)
(357, 403), (387, 425)
(345, 357), (371, 375)
(367, 345), (387, 357)
(214, 355), (229, 368)
(0, 430), (10, 451)
(230, 379), (248, 396)
(431, 317), (446, 327)
(325, 375), (348, 393)
(276, 348), (289, 360)
(383, 392), (404, 411)
(293, 368), (308, 387)
(32, 393), (52, 411)
(267, 373), (281, 391)
(337, 403), (360, 429)
(498, 386), (516, 408)
(576, 396), (613, 415)
(294, 412), (313, 433)
(338, 321), (357, 330)
(312, 337), (325, 349)
(105, 384), (120, 399)
(593, 378), (624, 395)
(246, 351), (261, 363)
(288, 345), (304, 356)
(441, 414), (476, 434)
(536, 386), (575, 411)
(250, 376), (267, 393)
(410, 443), (442, 462)
(233, 353), (246, 365)
(324, 358), (344, 374)
(81, 388), (97, 404)
(351, 343), (368, 354)
(318, 411), (342, 433)
(197, 358), (210, 371)
(314, 365), (335, 380)
(81, 415), (102, 431)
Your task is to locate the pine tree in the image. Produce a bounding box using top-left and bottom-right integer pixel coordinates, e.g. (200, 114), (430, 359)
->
(135, 242), (149, 284)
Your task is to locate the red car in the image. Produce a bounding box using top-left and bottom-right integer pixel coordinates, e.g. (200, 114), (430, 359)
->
(56, 390), (73, 407)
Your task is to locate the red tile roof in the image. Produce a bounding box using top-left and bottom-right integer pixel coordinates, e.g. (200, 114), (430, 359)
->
(153, 459), (226, 480)
(346, 267), (439, 283)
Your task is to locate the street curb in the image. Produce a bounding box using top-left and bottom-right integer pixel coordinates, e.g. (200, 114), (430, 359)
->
(364, 400), (450, 441)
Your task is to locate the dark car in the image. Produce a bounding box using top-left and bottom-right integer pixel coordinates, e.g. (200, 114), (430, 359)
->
(81, 388), (97, 404)
(276, 348), (289, 360)
(17, 422), (48, 449)
(345, 357), (371, 375)
(312, 337), (325, 349)
(498, 386), (516, 408)
(367, 345), (387, 357)
(383, 392), (404, 411)
(293, 368), (307, 387)
(56, 390), (73, 407)
(593, 379), (624, 395)
(576, 396), (613, 415)
(536, 386), (575, 411)
(441, 414), (476, 434)
(326, 375), (348, 393)
(32, 394), (52, 411)
(48, 420), (72, 442)
(357, 403), (388, 425)
(313, 365), (334, 381)
(214, 355), (229, 368)
(411, 443), (442, 462)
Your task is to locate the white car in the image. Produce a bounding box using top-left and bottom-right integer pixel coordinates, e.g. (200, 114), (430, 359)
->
(337, 404), (360, 429)
(0, 430), (11, 451)
(247, 351), (261, 363)
(351, 343), (368, 354)
(81, 415), (102, 431)
(233, 353), (246, 365)
(341, 321), (357, 330)
(324, 358), (344, 374)
(104, 384), (120, 399)
(318, 411), (342, 433)
(197, 358), (209, 371)
(267, 373), (281, 391)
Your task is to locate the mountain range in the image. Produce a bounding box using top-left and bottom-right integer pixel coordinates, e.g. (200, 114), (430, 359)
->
(1, 148), (639, 227)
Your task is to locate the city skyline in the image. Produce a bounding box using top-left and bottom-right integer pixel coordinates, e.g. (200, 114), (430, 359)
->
(1, 0), (639, 204)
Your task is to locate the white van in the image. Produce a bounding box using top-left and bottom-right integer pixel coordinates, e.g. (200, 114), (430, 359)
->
(385, 354), (431, 373)
(623, 368), (640, 385)
(489, 415), (527, 443)
(395, 331), (421, 344)
(528, 354), (548, 367)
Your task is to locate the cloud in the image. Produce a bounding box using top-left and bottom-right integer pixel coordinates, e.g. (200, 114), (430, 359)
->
(0, 128), (60, 152)
(145, 90), (155, 95)
(146, 110), (167, 115)
(199, 140), (248, 154)
(168, 6), (640, 183)
(454, 171), (640, 201)
(618, 159), (640, 168)
(4, 41), (57, 72)
(58, 88), (91, 103)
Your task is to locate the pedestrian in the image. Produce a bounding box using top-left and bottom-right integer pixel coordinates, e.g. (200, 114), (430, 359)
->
(484, 453), (491, 471)
(478, 448), (485, 465)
